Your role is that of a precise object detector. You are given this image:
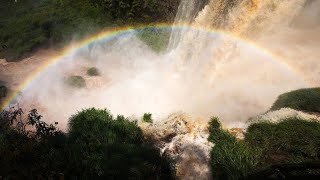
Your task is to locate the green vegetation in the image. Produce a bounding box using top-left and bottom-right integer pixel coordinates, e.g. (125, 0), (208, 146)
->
(142, 112), (153, 123)
(271, 87), (320, 112)
(208, 117), (320, 179)
(0, 0), (112, 61)
(1, 89), (320, 179)
(208, 117), (260, 180)
(246, 118), (320, 164)
(93, 0), (179, 22)
(87, 67), (101, 76)
(137, 28), (171, 52)
(0, 0), (178, 61)
(65, 75), (86, 88)
(0, 107), (175, 179)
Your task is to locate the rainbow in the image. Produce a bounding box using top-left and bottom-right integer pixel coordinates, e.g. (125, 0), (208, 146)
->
(0, 23), (308, 110)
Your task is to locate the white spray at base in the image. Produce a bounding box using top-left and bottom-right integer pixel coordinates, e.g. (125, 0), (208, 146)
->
(11, 0), (320, 179)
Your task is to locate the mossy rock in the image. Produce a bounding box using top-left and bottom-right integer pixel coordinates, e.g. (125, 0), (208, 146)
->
(87, 67), (100, 76)
(137, 28), (170, 52)
(271, 88), (320, 112)
(66, 76), (86, 88)
(142, 113), (153, 123)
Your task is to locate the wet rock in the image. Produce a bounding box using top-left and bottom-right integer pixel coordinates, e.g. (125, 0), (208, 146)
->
(140, 112), (213, 180)
(250, 108), (320, 123)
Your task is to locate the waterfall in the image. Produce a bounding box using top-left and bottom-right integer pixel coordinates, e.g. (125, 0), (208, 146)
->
(167, 0), (208, 50)
(169, 0), (308, 49)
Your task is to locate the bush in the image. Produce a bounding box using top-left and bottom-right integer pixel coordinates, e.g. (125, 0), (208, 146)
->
(66, 108), (174, 179)
(270, 87), (320, 112)
(142, 112), (153, 123)
(65, 76), (86, 88)
(87, 67), (100, 76)
(209, 116), (320, 179)
(0, 107), (175, 179)
(68, 108), (143, 145)
(208, 117), (260, 180)
(245, 118), (320, 164)
(0, 107), (64, 178)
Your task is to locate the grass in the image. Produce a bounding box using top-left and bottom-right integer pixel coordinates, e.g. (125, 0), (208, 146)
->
(142, 113), (153, 123)
(65, 76), (86, 88)
(87, 67), (100, 76)
(208, 117), (320, 179)
(270, 87), (320, 112)
(245, 118), (320, 164)
(208, 117), (261, 180)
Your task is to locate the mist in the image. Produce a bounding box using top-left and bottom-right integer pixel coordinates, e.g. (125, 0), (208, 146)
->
(4, 0), (320, 129)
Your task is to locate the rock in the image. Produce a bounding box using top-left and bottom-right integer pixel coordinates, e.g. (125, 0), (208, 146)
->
(228, 128), (245, 139)
(0, 59), (10, 66)
(249, 108), (320, 123)
(140, 112), (213, 180)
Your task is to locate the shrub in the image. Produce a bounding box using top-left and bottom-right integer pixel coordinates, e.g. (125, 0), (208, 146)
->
(208, 117), (260, 180)
(0, 107), (175, 179)
(87, 67), (100, 76)
(0, 108), (64, 178)
(245, 118), (320, 164)
(270, 87), (320, 112)
(142, 112), (153, 123)
(65, 75), (86, 88)
(67, 108), (174, 179)
(68, 108), (143, 145)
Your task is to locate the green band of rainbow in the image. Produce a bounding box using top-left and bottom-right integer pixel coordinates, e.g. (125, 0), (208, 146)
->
(0, 23), (307, 110)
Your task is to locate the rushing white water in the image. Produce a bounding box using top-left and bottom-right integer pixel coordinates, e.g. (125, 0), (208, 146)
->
(170, 0), (308, 39)
(168, 0), (208, 49)
(169, 0), (308, 59)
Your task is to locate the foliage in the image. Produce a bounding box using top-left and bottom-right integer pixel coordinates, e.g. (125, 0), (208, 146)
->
(245, 118), (320, 165)
(65, 75), (86, 88)
(0, 107), (175, 179)
(87, 67), (101, 76)
(209, 116), (320, 179)
(0, 107), (64, 178)
(93, 0), (179, 22)
(68, 108), (143, 145)
(270, 87), (320, 112)
(0, 0), (110, 61)
(28, 109), (57, 138)
(0, 0), (179, 61)
(67, 108), (174, 179)
(208, 117), (260, 180)
(143, 112), (153, 123)
(0, 106), (24, 132)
